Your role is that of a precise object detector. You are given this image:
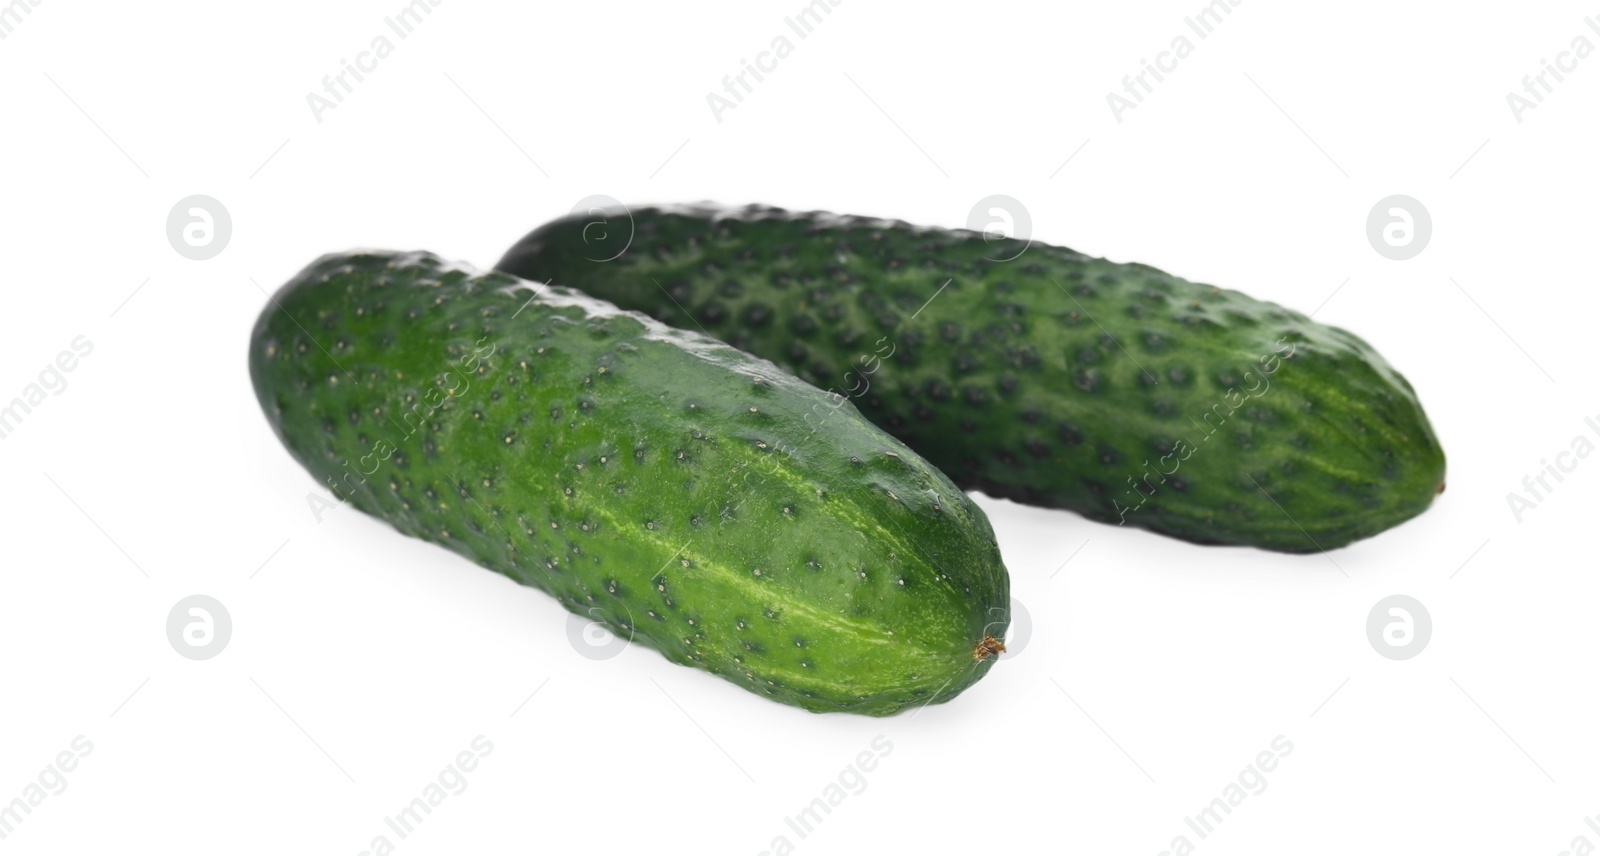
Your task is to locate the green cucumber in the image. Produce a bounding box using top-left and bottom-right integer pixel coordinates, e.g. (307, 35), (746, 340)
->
(249, 251), (1010, 715)
(497, 204), (1446, 553)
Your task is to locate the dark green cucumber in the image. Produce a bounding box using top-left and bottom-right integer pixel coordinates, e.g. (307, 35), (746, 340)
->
(249, 251), (1009, 715)
(498, 205), (1447, 553)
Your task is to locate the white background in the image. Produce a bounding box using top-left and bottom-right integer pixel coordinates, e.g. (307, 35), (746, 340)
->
(1, 1), (1595, 853)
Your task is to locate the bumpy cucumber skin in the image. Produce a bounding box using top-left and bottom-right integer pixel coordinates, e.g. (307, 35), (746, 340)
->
(249, 251), (1009, 716)
(497, 205), (1447, 553)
